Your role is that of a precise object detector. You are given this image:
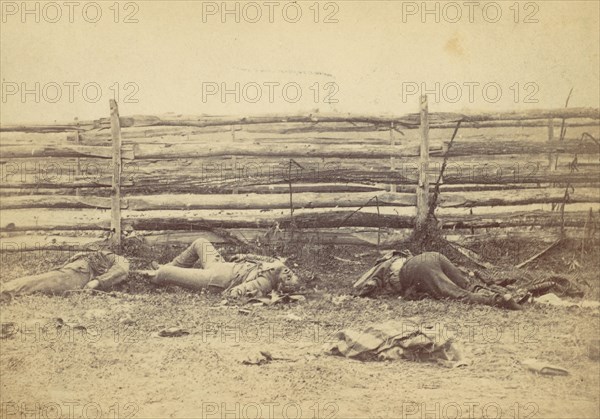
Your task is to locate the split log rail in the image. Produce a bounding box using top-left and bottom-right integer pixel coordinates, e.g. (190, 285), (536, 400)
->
(1, 99), (598, 251)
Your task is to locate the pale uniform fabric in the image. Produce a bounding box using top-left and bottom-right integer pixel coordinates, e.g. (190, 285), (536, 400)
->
(1, 251), (130, 296)
(154, 239), (286, 297)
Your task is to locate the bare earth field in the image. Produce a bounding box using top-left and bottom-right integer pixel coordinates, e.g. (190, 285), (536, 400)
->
(1, 240), (599, 419)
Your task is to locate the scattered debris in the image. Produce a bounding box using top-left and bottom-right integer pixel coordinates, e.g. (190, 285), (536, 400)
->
(331, 295), (353, 305)
(354, 251), (375, 258)
(241, 350), (295, 365)
(534, 293), (600, 309)
(450, 243), (496, 269)
(516, 239), (562, 269)
(242, 351), (273, 365)
(588, 339), (600, 361)
(119, 315), (136, 325)
(246, 291), (306, 306)
(0, 322), (17, 339)
(282, 313), (304, 321)
(333, 256), (361, 264)
(157, 327), (190, 338)
(521, 359), (569, 376)
(324, 320), (468, 368)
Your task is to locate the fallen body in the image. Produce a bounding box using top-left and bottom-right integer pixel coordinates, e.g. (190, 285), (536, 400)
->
(0, 251), (130, 298)
(139, 238), (299, 298)
(353, 251), (523, 310)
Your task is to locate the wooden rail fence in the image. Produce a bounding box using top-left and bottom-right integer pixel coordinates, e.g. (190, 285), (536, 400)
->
(1, 98), (598, 251)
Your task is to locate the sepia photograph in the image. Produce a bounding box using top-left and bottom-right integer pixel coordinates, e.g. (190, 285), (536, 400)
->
(1, 1), (599, 418)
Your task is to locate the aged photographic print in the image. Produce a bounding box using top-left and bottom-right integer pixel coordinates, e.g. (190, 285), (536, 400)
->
(1, 1), (599, 418)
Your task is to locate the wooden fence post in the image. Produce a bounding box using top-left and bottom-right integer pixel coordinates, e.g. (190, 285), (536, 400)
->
(109, 99), (122, 250)
(74, 117), (81, 197)
(231, 124), (239, 194)
(547, 118), (554, 169)
(415, 95), (430, 232)
(389, 122), (396, 193)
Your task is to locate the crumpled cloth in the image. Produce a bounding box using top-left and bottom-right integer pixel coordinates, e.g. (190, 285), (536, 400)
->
(324, 320), (467, 367)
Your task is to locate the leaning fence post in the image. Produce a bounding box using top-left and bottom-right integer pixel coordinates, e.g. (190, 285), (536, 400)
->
(415, 95), (430, 233)
(109, 99), (122, 250)
(547, 118), (555, 170)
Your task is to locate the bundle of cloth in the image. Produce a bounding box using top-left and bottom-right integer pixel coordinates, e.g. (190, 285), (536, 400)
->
(324, 320), (466, 367)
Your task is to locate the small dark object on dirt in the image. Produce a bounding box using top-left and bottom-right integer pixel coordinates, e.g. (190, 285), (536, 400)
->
(521, 359), (570, 376)
(242, 351), (273, 365)
(0, 322), (18, 339)
(119, 315), (136, 325)
(588, 339), (600, 361)
(247, 291), (306, 306)
(158, 327), (190, 338)
(241, 350), (295, 365)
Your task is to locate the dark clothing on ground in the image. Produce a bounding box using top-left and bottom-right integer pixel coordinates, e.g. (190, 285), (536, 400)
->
(355, 251), (517, 309)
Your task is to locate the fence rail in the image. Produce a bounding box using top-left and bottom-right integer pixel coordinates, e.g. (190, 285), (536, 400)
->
(1, 100), (599, 250)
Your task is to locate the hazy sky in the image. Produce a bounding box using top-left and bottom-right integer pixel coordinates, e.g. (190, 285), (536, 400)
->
(1, 0), (598, 123)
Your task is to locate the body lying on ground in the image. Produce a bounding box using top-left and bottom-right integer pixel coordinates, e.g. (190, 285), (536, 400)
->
(0, 251), (130, 298)
(353, 251), (523, 310)
(139, 238), (300, 298)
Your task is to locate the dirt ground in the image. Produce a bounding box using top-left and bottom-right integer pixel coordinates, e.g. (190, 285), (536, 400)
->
(1, 238), (599, 419)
